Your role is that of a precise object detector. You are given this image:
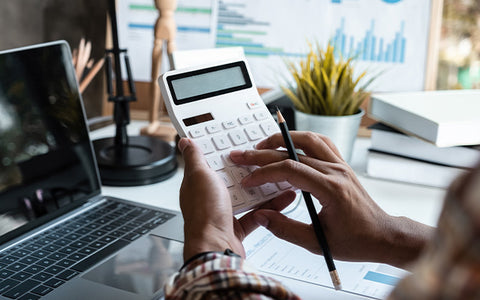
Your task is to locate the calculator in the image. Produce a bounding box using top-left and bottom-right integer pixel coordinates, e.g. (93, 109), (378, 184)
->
(159, 59), (293, 214)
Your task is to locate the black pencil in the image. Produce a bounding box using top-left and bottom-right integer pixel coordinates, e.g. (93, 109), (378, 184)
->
(276, 108), (342, 290)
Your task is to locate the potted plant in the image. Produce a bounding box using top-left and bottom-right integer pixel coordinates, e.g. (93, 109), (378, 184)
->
(281, 42), (374, 162)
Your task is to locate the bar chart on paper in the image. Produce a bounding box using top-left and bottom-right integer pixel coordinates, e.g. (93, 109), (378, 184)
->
(327, 0), (431, 91)
(332, 19), (406, 64)
(243, 206), (409, 299)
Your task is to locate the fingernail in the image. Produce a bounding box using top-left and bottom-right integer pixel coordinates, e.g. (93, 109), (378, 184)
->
(255, 139), (266, 149)
(229, 149), (244, 159)
(254, 212), (269, 227)
(178, 138), (190, 153)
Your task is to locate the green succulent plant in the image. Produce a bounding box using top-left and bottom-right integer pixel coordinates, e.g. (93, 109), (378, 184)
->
(282, 42), (374, 116)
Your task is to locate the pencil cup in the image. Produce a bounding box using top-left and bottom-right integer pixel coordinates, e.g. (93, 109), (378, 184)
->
(294, 109), (364, 163)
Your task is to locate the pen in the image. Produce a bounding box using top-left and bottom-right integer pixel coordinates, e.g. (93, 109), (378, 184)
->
(276, 108), (342, 290)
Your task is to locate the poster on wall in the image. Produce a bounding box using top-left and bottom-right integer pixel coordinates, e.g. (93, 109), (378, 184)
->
(117, 0), (433, 92)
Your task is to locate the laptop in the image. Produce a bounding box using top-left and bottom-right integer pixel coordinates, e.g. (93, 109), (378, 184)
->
(0, 41), (184, 300)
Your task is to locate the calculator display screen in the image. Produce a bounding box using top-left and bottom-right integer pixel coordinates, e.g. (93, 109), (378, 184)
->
(167, 61), (252, 105)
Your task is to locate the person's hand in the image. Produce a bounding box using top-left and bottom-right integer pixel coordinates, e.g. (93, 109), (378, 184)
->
(230, 132), (433, 268)
(178, 138), (296, 261)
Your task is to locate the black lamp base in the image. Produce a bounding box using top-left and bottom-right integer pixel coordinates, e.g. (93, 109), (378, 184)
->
(93, 135), (177, 186)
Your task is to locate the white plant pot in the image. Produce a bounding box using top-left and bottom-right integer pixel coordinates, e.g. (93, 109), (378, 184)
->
(294, 109), (364, 163)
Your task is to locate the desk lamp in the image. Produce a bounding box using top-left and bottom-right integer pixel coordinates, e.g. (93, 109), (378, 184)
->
(92, 0), (177, 186)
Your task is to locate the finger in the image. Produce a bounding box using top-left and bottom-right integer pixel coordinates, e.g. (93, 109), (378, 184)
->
(230, 148), (336, 176)
(256, 131), (343, 163)
(236, 190), (297, 238)
(230, 148), (289, 166)
(178, 138), (209, 174)
(253, 210), (321, 254)
(241, 159), (328, 196)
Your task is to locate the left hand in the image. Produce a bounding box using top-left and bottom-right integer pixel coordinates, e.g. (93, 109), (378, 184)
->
(178, 138), (296, 260)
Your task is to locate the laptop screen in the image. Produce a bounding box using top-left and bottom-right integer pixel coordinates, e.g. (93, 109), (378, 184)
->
(0, 42), (101, 244)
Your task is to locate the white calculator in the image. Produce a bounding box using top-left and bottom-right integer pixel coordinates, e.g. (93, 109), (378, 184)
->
(159, 59), (293, 214)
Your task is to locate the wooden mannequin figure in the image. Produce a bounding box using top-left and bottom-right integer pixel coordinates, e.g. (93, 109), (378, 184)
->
(141, 0), (178, 141)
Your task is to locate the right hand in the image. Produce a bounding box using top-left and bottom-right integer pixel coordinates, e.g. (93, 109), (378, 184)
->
(230, 131), (433, 268)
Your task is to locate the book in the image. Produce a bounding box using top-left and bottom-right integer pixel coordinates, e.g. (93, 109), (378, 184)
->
(370, 123), (480, 168)
(369, 90), (480, 147)
(366, 150), (468, 189)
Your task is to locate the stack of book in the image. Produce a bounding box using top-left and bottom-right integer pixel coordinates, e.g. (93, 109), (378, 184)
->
(367, 90), (480, 189)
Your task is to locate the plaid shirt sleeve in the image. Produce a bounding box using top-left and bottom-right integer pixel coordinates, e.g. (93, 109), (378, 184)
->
(389, 164), (480, 299)
(164, 252), (301, 300)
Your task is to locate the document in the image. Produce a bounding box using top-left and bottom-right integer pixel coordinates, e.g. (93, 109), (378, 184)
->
(243, 203), (408, 299)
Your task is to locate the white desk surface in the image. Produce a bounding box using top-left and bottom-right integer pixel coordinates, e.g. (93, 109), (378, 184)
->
(91, 121), (447, 299)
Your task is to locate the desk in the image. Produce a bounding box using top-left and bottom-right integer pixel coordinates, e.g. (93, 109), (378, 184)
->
(91, 121), (446, 299)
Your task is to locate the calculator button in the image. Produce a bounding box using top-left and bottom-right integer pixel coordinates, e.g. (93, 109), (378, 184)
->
(189, 127), (205, 138)
(244, 125), (264, 141)
(230, 166), (250, 183)
(260, 121), (278, 136)
(229, 188), (245, 207)
(238, 115), (254, 125)
(243, 187), (260, 202)
(206, 156), (225, 171)
(259, 183), (278, 196)
(206, 123), (221, 134)
(222, 153), (236, 167)
(253, 111), (268, 121)
(218, 171), (234, 187)
(228, 129), (248, 145)
(212, 135), (232, 150)
(196, 139), (215, 154)
(276, 181), (292, 190)
(222, 120), (237, 129)
(247, 100), (262, 109)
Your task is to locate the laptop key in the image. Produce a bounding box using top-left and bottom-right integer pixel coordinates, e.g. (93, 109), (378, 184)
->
(18, 293), (40, 300)
(18, 257), (37, 265)
(23, 266), (44, 274)
(72, 239), (129, 272)
(56, 269), (78, 281)
(44, 266), (65, 275)
(0, 269), (15, 278)
(32, 272), (51, 282)
(79, 235), (97, 243)
(46, 252), (67, 260)
(30, 250), (49, 259)
(11, 271), (33, 281)
(122, 232), (141, 242)
(57, 259), (76, 268)
(0, 256), (17, 264)
(37, 258), (55, 267)
(6, 263), (27, 272)
(0, 279), (21, 294)
(44, 278), (64, 289)
(67, 253), (86, 261)
(2, 279), (40, 299)
(30, 285), (53, 296)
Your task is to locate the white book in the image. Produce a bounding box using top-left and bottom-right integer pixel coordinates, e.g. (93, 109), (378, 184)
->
(366, 151), (468, 189)
(369, 90), (480, 147)
(370, 123), (480, 168)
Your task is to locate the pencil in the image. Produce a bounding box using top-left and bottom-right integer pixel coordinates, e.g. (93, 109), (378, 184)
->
(276, 108), (342, 290)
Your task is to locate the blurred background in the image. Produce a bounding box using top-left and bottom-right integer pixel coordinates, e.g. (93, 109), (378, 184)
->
(1, 0), (480, 118)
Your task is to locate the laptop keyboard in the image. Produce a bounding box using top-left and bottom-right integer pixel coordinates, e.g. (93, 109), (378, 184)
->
(0, 201), (175, 299)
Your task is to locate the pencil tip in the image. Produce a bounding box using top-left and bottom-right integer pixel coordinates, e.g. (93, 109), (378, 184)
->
(276, 108), (285, 123)
(330, 270), (342, 291)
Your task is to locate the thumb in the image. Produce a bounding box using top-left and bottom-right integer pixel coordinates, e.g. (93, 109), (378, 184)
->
(178, 138), (209, 172)
(253, 210), (321, 255)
